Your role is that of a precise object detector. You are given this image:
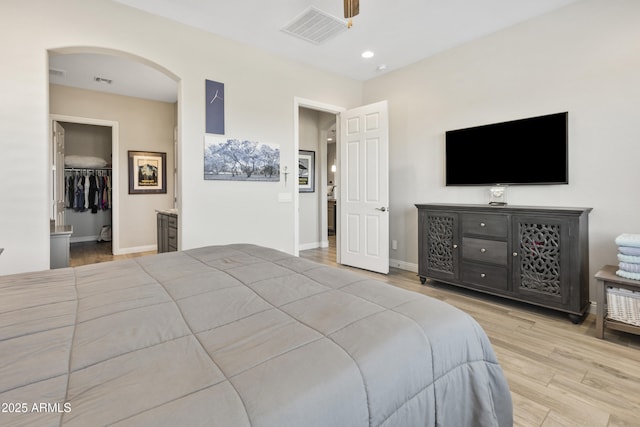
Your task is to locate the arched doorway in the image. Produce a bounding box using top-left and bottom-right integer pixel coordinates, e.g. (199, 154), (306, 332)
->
(48, 48), (179, 266)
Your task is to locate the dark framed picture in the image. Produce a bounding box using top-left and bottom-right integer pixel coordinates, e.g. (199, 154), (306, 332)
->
(128, 151), (167, 194)
(298, 150), (315, 193)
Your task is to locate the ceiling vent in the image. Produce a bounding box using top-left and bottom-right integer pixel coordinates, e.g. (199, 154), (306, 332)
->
(93, 76), (113, 85)
(281, 7), (347, 45)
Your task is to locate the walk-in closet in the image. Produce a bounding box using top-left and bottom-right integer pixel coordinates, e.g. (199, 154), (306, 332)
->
(59, 122), (113, 264)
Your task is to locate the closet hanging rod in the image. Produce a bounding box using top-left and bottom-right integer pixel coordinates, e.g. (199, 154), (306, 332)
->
(64, 167), (112, 171)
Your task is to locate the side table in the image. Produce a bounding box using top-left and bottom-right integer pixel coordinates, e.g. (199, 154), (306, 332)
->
(594, 265), (640, 339)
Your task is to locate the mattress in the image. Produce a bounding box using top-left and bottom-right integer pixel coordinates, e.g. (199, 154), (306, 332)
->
(0, 244), (512, 426)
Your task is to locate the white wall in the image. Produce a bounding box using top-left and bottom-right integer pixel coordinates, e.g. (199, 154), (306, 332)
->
(327, 143), (337, 187)
(61, 122), (111, 161)
(0, 0), (362, 275)
(363, 0), (640, 299)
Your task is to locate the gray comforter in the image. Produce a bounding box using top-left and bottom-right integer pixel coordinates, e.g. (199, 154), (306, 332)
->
(0, 244), (512, 426)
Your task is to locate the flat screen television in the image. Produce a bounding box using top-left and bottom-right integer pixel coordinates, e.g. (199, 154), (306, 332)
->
(445, 112), (568, 186)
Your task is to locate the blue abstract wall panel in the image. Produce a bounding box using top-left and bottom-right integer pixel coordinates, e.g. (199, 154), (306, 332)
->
(205, 79), (225, 135)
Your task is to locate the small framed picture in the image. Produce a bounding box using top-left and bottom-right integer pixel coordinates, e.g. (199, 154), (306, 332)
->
(128, 151), (167, 194)
(298, 150), (315, 193)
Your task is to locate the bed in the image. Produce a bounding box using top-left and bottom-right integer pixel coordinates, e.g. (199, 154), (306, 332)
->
(0, 244), (512, 426)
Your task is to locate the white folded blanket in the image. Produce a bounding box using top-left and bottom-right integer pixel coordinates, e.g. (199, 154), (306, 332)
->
(616, 269), (640, 281)
(619, 262), (640, 273)
(618, 253), (640, 264)
(618, 246), (640, 256)
(64, 155), (107, 168)
(615, 233), (640, 248)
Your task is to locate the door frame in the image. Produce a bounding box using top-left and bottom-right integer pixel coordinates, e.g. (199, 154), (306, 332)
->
(293, 97), (345, 260)
(50, 114), (120, 255)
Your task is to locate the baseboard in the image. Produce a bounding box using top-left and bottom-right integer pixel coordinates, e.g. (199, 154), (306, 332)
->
(299, 242), (322, 251)
(390, 258), (418, 273)
(113, 244), (157, 256)
(70, 235), (99, 243)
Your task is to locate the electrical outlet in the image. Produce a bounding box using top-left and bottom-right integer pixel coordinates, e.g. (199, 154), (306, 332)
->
(392, 240), (397, 250)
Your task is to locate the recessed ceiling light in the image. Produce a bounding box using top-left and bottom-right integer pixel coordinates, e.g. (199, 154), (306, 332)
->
(361, 51), (374, 59)
(376, 64), (388, 71)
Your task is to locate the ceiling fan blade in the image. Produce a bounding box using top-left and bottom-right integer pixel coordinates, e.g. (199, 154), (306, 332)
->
(344, 0), (360, 19)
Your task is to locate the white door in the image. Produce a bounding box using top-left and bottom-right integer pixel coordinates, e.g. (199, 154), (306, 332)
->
(339, 101), (389, 274)
(52, 121), (66, 226)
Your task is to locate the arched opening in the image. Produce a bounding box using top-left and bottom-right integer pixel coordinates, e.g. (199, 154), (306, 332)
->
(48, 47), (179, 267)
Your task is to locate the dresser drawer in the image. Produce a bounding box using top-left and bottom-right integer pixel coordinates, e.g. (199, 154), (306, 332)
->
(168, 226), (177, 239)
(462, 237), (507, 265)
(167, 237), (177, 251)
(462, 214), (508, 238)
(461, 262), (508, 291)
(167, 215), (178, 229)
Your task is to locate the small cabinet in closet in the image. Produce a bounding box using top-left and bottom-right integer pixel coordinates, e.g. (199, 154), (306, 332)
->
(50, 220), (73, 269)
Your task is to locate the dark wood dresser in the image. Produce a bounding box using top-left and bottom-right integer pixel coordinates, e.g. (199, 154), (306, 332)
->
(156, 209), (178, 253)
(416, 203), (591, 322)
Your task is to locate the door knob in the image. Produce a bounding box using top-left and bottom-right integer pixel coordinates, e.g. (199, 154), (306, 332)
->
(375, 207), (388, 212)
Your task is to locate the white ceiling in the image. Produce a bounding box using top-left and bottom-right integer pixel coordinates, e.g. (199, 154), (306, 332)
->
(49, 0), (579, 103)
(49, 53), (179, 103)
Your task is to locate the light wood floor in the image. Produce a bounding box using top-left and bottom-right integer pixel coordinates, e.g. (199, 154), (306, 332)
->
(69, 241), (156, 267)
(300, 244), (640, 427)
(73, 241), (640, 426)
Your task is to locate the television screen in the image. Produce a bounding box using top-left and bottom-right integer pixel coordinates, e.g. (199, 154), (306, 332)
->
(445, 112), (568, 186)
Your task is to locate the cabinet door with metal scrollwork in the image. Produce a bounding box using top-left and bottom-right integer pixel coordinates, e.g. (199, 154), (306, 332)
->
(419, 211), (460, 282)
(511, 216), (572, 306)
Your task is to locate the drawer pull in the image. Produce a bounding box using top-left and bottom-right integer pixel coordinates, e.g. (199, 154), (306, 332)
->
(480, 273), (486, 278)
(480, 248), (486, 253)
(513, 252), (518, 257)
(453, 244), (458, 249)
(480, 222), (486, 227)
